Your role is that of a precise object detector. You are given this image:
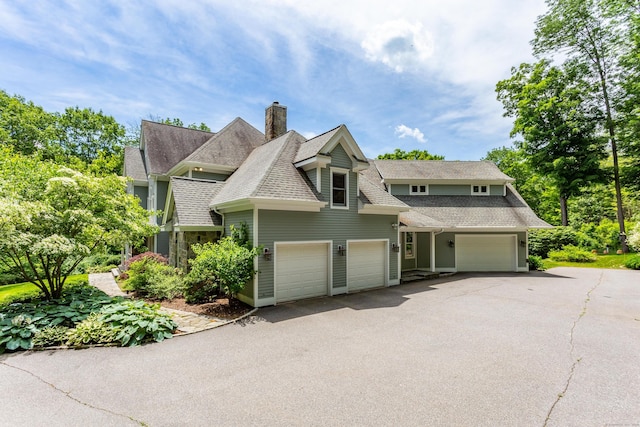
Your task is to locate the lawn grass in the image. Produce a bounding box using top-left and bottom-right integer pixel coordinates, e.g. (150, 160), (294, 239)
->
(543, 253), (633, 270)
(0, 274), (89, 305)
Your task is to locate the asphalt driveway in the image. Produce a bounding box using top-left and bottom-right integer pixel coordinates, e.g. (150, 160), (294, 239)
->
(1, 267), (639, 426)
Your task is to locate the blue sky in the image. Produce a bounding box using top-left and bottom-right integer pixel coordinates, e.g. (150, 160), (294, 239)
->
(0, 1), (546, 160)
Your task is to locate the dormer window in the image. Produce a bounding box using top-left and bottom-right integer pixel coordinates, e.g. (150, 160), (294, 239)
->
(472, 185), (489, 195)
(331, 168), (349, 209)
(410, 184), (428, 195)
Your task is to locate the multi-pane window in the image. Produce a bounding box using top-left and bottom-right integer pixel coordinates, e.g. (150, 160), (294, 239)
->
(332, 171), (347, 208)
(410, 185), (427, 195)
(405, 232), (415, 259)
(472, 185), (489, 195)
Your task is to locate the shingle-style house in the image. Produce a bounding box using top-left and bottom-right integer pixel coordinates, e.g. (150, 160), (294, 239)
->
(124, 102), (551, 307)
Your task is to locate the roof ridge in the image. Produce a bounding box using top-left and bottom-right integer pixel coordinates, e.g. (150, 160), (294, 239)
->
(304, 124), (343, 143)
(141, 119), (216, 135)
(184, 117), (259, 161)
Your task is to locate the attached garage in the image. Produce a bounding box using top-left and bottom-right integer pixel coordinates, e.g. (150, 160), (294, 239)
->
(275, 242), (330, 303)
(347, 240), (387, 291)
(456, 235), (517, 272)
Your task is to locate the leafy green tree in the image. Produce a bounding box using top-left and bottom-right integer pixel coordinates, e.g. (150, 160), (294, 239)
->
(0, 150), (157, 299)
(0, 90), (57, 157)
(496, 60), (607, 225)
(533, 0), (629, 249)
(377, 148), (444, 160)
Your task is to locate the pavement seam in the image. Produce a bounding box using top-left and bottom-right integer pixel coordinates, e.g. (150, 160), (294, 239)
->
(0, 360), (147, 426)
(543, 270), (604, 427)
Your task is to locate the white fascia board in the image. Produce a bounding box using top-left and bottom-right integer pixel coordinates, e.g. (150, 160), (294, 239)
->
(132, 179), (149, 186)
(294, 154), (332, 171)
(173, 225), (223, 232)
(449, 227), (528, 232)
(399, 226), (443, 232)
(352, 160), (370, 172)
(212, 198), (326, 213)
(384, 179), (514, 185)
(167, 161), (236, 177)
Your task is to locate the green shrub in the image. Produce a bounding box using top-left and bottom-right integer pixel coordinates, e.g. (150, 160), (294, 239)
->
(0, 314), (38, 353)
(549, 245), (598, 263)
(32, 326), (70, 348)
(99, 300), (176, 346)
(66, 313), (119, 346)
(185, 235), (260, 302)
(624, 254), (640, 270)
(124, 252), (169, 271)
(529, 227), (581, 258)
(124, 257), (185, 300)
(528, 255), (546, 271)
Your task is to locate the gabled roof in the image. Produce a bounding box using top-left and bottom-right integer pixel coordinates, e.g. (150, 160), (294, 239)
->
(374, 160), (514, 182)
(166, 177), (224, 228)
(210, 131), (324, 210)
(294, 125), (369, 171)
(179, 118), (264, 169)
(124, 146), (147, 182)
(141, 120), (215, 175)
(397, 184), (551, 229)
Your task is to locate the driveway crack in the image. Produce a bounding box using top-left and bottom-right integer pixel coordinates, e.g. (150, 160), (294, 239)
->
(543, 271), (604, 427)
(1, 360), (147, 426)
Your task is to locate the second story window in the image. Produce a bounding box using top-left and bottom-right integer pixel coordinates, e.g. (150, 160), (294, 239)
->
(331, 169), (348, 208)
(410, 184), (428, 195)
(472, 185), (489, 195)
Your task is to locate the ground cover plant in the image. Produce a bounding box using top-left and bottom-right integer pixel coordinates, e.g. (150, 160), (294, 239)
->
(543, 254), (633, 270)
(0, 284), (177, 353)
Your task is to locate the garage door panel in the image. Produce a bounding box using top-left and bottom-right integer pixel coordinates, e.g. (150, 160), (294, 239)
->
(276, 243), (329, 303)
(457, 235), (516, 272)
(348, 241), (386, 291)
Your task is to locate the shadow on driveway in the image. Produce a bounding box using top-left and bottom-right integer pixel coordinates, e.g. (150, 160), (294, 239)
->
(249, 270), (574, 324)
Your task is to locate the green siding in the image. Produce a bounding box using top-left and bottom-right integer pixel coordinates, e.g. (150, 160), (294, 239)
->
(224, 210), (254, 241)
(401, 240), (417, 270)
(490, 185), (504, 196)
(133, 185), (148, 209)
(305, 169), (317, 190)
(416, 232), (430, 269)
(390, 184), (410, 196)
(435, 232), (456, 269)
(157, 231), (170, 257)
(430, 185), (470, 195)
(191, 171), (229, 181)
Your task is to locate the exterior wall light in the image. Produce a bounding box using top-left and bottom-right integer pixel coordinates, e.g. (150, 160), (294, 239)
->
(391, 223), (399, 230)
(263, 247), (272, 261)
(337, 245), (347, 256)
(520, 240), (526, 247)
(391, 243), (400, 253)
(448, 240), (455, 248)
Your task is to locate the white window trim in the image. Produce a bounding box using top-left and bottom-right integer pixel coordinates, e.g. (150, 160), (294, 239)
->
(404, 232), (415, 259)
(409, 184), (428, 195)
(330, 167), (349, 210)
(471, 184), (490, 196)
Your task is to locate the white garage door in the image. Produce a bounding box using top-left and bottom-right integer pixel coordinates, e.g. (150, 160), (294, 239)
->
(456, 235), (516, 272)
(347, 240), (386, 291)
(275, 243), (329, 303)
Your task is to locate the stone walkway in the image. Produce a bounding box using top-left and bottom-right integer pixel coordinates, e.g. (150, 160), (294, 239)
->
(87, 273), (255, 335)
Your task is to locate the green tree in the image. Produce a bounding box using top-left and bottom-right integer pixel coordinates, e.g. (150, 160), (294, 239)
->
(156, 116), (211, 131)
(482, 146), (561, 224)
(0, 150), (157, 299)
(496, 60), (607, 225)
(376, 148), (444, 160)
(0, 90), (57, 157)
(533, 0), (629, 249)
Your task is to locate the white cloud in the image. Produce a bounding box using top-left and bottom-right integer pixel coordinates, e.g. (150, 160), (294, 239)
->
(361, 20), (434, 73)
(395, 125), (426, 143)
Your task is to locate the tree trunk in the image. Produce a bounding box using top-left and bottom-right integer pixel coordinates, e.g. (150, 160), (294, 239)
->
(560, 195), (569, 226)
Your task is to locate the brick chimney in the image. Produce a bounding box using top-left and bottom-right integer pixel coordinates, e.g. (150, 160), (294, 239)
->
(265, 102), (287, 141)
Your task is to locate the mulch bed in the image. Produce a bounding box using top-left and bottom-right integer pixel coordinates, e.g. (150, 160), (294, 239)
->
(150, 296), (253, 320)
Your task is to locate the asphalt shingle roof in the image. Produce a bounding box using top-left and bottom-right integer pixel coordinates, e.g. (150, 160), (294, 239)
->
(124, 146), (147, 181)
(294, 125), (342, 163)
(374, 160), (515, 182)
(141, 121), (215, 175)
(359, 173), (409, 209)
(397, 184), (551, 229)
(211, 131), (321, 206)
(181, 118), (264, 168)
(170, 177), (224, 227)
